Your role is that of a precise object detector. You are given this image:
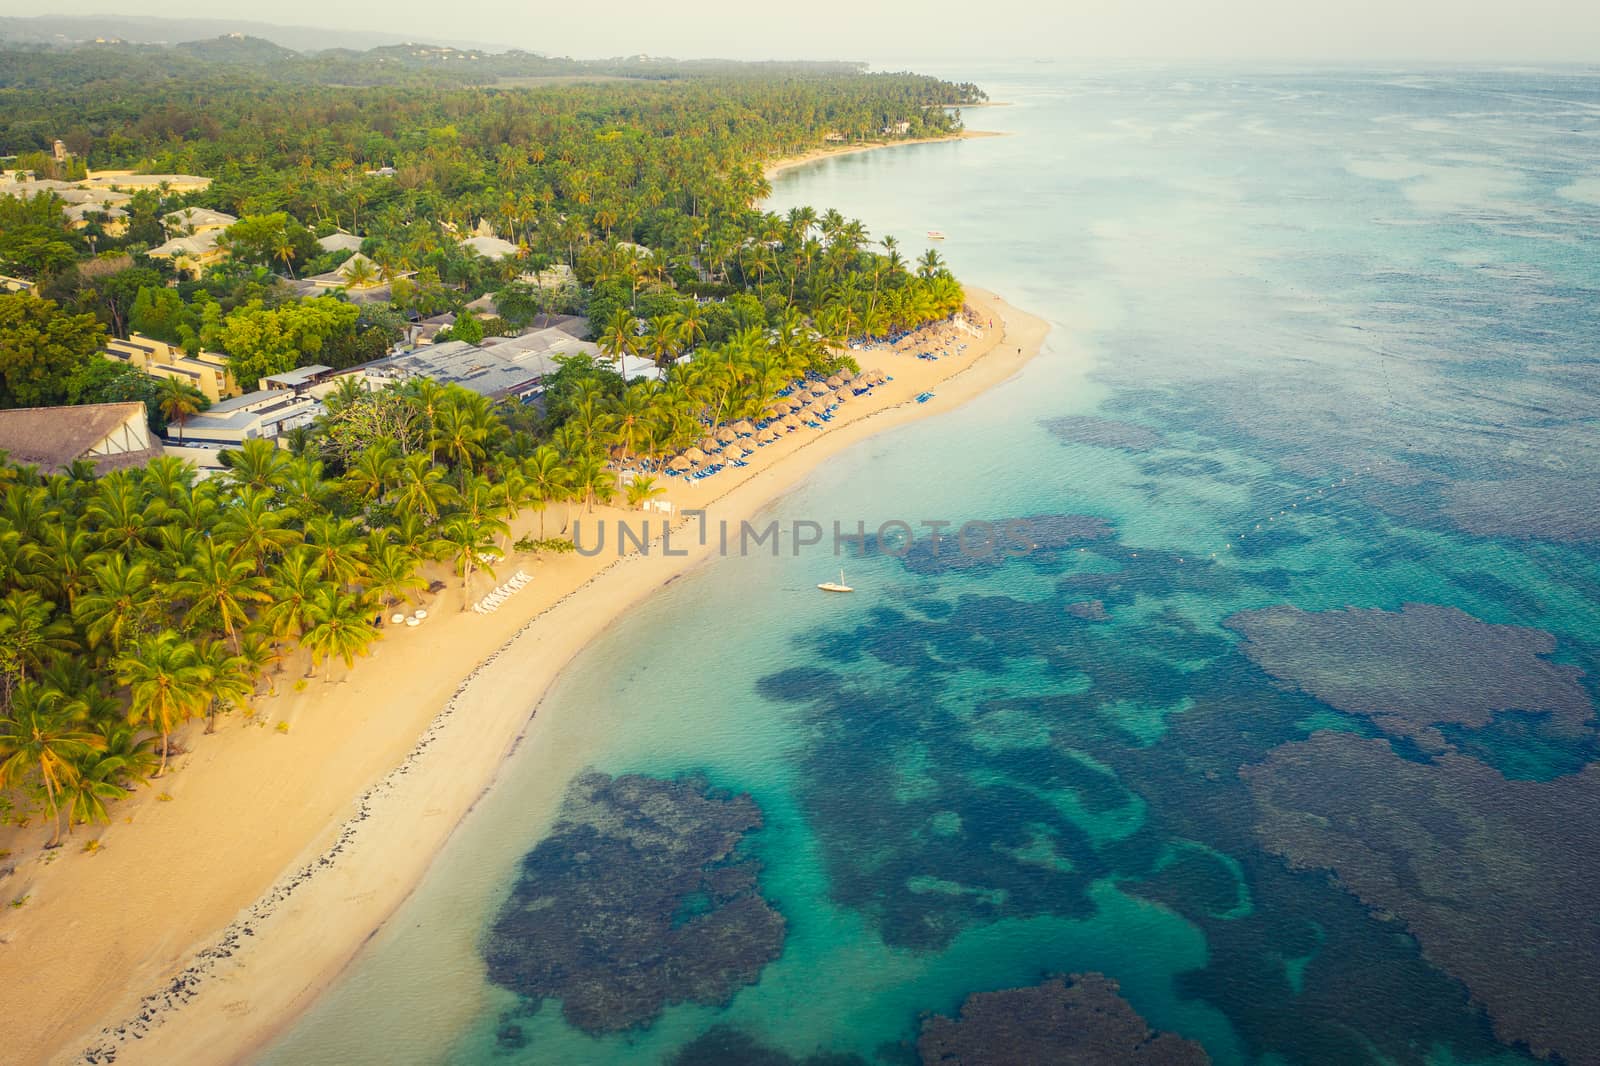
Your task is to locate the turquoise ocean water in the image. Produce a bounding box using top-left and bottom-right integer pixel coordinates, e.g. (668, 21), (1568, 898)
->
(265, 66), (1600, 1065)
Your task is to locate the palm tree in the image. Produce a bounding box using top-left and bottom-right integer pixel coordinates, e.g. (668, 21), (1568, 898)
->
(170, 540), (268, 653)
(625, 475), (666, 509)
(0, 683), (99, 846)
(73, 555), (154, 654)
(394, 453), (456, 521)
(300, 587), (379, 681)
(222, 439), (291, 495)
(0, 590), (77, 705)
(261, 548), (330, 650)
(195, 639), (255, 733)
(215, 488), (302, 573)
(302, 514), (369, 589)
(116, 631), (207, 777)
(364, 542), (427, 612)
(521, 446), (568, 539)
(156, 377), (204, 444)
(344, 442), (400, 508)
(597, 306), (639, 374)
(439, 514), (498, 606)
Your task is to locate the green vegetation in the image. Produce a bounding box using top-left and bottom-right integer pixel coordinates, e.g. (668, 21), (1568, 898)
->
(0, 42), (982, 844)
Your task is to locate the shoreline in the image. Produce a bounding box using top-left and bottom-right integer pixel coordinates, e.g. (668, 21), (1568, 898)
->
(764, 129), (1003, 181)
(4, 287), (1051, 1066)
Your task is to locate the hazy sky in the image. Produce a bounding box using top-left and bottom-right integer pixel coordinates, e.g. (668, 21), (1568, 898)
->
(38, 0), (1600, 62)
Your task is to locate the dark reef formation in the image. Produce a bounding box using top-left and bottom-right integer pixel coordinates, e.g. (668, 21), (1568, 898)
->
(667, 1027), (871, 1066)
(1226, 603), (1594, 747)
(482, 772), (785, 1034)
(1041, 415), (1167, 452)
(916, 974), (1210, 1065)
(1442, 477), (1600, 543)
(891, 514), (1117, 576)
(1241, 732), (1600, 1066)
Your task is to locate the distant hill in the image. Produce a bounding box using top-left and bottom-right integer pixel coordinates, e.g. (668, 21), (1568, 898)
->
(0, 14), (499, 54)
(174, 34), (300, 66)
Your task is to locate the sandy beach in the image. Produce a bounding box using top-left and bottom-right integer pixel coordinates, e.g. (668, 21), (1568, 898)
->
(0, 283), (1050, 1066)
(764, 130), (1003, 181)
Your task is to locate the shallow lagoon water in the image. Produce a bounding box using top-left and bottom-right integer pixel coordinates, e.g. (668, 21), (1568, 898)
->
(266, 66), (1600, 1065)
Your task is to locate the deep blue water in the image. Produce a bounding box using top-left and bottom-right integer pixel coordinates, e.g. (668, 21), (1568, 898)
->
(266, 65), (1600, 1066)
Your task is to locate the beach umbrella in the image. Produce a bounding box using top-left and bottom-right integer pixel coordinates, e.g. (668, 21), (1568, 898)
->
(698, 435), (720, 452)
(668, 455), (691, 472)
(716, 426), (738, 444)
(757, 426), (781, 443)
(770, 398), (794, 414)
(808, 382), (829, 396)
(684, 446), (707, 464)
(838, 369), (856, 382)
(733, 419), (756, 436)
(825, 374), (843, 388)
(831, 388), (850, 403)
(724, 442), (747, 459)
(780, 414), (801, 430)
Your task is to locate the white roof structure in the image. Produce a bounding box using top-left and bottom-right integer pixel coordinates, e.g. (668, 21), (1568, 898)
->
(618, 354), (664, 383)
(460, 235), (519, 260)
(163, 207), (237, 232)
(148, 230), (223, 258)
(317, 232), (365, 254)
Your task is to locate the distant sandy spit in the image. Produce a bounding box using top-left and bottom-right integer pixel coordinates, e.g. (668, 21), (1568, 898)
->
(0, 288), (1052, 1066)
(764, 129), (1005, 181)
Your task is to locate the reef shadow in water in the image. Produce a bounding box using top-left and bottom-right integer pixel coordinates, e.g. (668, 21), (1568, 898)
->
(1226, 602), (1595, 749)
(1242, 732), (1600, 1066)
(482, 771), (785, 1034)
(916, 973), (1210, 1065)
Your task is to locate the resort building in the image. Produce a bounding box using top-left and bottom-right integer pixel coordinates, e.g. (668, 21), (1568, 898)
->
(163, 207), (238, 236)
(362, 341), (542, 401)
(316, 232), (365, 255)
(147, 230), (227, 278)
(83, 171), (211, 194)
(102, 334), (239, 403)
(260, 364), (335, 395)
(65, 202), (129, 235)
(292, 252), (400, 304)
(0, 275), (35, 294)
(518, 262), (577, 293)
(0, 401), (163, 474)
(460, 235), (521, 260)
(175, 389), (321, 447)
(481, 322), (602, 366)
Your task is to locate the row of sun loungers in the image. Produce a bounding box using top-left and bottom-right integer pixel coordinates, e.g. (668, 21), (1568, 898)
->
(472, 570), (531, 614)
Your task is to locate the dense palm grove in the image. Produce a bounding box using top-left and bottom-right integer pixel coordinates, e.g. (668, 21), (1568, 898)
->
(0, 48), (977, 845)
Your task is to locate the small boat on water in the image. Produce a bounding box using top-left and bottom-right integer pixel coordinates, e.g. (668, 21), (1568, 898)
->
(818, 568), (854, 593)
(927, 230), (947, 240)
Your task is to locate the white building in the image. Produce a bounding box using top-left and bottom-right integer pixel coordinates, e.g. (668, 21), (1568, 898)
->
(176, 389), (320, 447)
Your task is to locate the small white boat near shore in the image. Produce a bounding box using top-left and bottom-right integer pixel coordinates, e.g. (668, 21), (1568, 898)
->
(818, 568), (854, 593)
(927, 230), (947, 240)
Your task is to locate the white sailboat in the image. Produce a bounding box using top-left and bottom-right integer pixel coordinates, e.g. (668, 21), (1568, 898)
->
(817, 568), (854, 593)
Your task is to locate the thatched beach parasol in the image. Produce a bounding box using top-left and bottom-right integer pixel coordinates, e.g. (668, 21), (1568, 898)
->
(716, 426), (738, 443)
(732, 420), (757, 436)
(757, 426), (781, 443)
(683, 447), (707, 464)
(668, 455), (691, 472)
